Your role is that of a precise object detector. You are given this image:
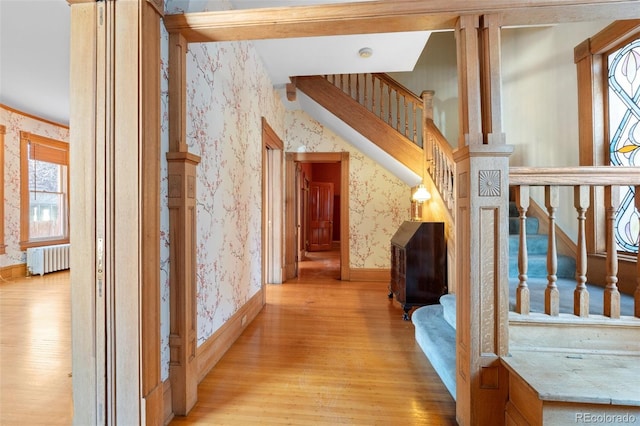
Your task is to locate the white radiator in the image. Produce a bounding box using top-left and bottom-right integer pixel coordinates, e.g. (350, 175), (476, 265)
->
(26, 244), (71, 276)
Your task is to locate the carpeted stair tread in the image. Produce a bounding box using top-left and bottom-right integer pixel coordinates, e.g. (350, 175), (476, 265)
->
(411, 304), (456, 400)
(509, 233), (552, 256)
(508, 216), (540, 235)
(509, 253), (576, 279)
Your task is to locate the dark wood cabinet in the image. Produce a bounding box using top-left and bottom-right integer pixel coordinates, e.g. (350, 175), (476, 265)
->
(389, 221), (447, 320)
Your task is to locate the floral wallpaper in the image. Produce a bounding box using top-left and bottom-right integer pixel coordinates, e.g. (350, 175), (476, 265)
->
(286, 111), (411, 269)
(161, 0), (411, 380)
(184, 38), (285, 346)
(159, 23), (171, 381)
(0, 106), (69, 268)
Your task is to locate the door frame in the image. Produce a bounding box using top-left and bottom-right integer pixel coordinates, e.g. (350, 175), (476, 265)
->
(285, 152), (349, 281)
(262, 118), (284, 287)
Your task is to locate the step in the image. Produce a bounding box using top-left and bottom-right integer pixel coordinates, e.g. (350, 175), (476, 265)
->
(509, 216), (540, 235)
(502, 351), (640, 425)
(411, 304), (456, 400)
(509, 234), (550, 256)
(440, 294), (456, 330)
(509, 254), (576, 279)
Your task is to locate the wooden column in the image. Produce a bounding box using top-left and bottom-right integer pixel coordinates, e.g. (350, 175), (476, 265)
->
(69, 0), (164, 423)
(167, 28), (201, 416)
(455, 14), (511, 426)
(166, 152), (200, 415)
(140, 1), (165, 424)
(479, 14), (505, 145)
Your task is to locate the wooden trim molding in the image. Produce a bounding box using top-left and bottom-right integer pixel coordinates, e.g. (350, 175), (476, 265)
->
(0, 104), (70, 129)
(196, 288), (265, 382)
(0, 125), (5, 255)
(163, 1), (640, 43)
(288, 152), (350, 281)
(349, 268), (390, 282)
(0, 263), (27, 280)
(19, 131), (70, 251)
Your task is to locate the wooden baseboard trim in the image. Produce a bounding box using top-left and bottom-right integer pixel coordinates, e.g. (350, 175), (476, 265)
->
(349, 268), (390, 282)
(163, 379), (174, 425)
(196, 288), (265, 382)
(0, 263), (27, 281)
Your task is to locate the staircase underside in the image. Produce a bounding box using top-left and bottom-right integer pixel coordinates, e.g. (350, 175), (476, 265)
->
(295, 75), (424, 177)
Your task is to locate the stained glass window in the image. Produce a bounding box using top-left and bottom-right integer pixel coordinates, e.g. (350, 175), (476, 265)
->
(608, 38), (640, 254)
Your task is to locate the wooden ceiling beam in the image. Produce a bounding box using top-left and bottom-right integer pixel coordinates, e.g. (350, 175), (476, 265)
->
(164, 0), (640, 42)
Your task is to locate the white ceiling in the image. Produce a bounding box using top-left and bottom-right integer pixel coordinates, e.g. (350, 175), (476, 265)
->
(0, 0), (429, 126)
(0, 0), (71, 125)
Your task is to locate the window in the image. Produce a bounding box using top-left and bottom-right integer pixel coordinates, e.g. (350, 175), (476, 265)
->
(607, 38), (640, 254)
(576, 21), (640, 256)
(20, 131), (69, 249)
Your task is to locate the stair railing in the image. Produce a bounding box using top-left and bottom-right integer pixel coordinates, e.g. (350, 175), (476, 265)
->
(324, 73), (424, 148)
(509, 166), (640, 319)
(423, 90), (455, 218)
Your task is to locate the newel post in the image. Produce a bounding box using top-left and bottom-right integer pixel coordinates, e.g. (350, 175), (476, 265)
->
(455, 14), (512, 426)
(167, 31), (201, 416)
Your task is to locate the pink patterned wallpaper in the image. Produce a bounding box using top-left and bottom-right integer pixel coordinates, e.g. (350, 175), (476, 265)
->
(184, 39), (285, 346)
(0, 106), (69, 268)
(161, 0), (411, 380)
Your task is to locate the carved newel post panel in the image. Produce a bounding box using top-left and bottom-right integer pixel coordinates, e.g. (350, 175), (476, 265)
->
(454, 14), (512, 425)
(167, 152), (201, 415)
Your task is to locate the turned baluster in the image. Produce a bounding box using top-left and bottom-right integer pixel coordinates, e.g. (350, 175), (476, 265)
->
(396, 93), (400, 132)
(515, 186), (530, 314)
(412, 103), (418, 144)
(356, 74), (361, 104)
(604, 186), (621, 318)
(364, 74), (369, 111)
(403, 97), (409, 139)
(379, 78), (385, 119)
(387, 86), (392, 126)
(371, 76), (377, 115)
(574, 186), (590, 317)
(635, 185), (640, 318)
(545, 186), (560, 316)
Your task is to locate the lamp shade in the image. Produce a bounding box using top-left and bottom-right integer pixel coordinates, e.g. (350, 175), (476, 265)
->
(412, 184), (431, 203)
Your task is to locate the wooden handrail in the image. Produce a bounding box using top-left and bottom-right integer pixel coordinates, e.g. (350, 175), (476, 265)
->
(373, 73), (423, 106)
(324, 73), (424, 147)
(510, 166), (640, 185)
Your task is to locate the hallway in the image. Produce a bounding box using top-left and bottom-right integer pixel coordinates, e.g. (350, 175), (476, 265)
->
(171, 249), (456, 425)
(0, 251), (456, 425)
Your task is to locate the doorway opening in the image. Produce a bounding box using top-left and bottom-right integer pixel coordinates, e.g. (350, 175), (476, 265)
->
(285, 152), (350, 281)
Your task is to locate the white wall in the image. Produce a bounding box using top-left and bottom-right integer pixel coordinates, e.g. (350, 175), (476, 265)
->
(389, 31), (459, 148)
(502, 21), (610, 239)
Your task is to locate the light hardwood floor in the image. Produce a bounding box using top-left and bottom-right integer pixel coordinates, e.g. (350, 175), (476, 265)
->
(0, 270), (73, 426)
(0, 252), (456, 425)
(171, 250), (456, 425)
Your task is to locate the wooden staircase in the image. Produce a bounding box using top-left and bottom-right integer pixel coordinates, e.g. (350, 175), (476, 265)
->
(294, 74), (425, 176)
(293, 73), (640, 425)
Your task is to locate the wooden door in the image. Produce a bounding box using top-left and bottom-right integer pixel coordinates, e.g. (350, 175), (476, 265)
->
(308, 182), (334, 251)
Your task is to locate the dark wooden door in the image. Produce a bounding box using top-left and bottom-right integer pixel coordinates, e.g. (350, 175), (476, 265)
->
(308, 182), (333, 251)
